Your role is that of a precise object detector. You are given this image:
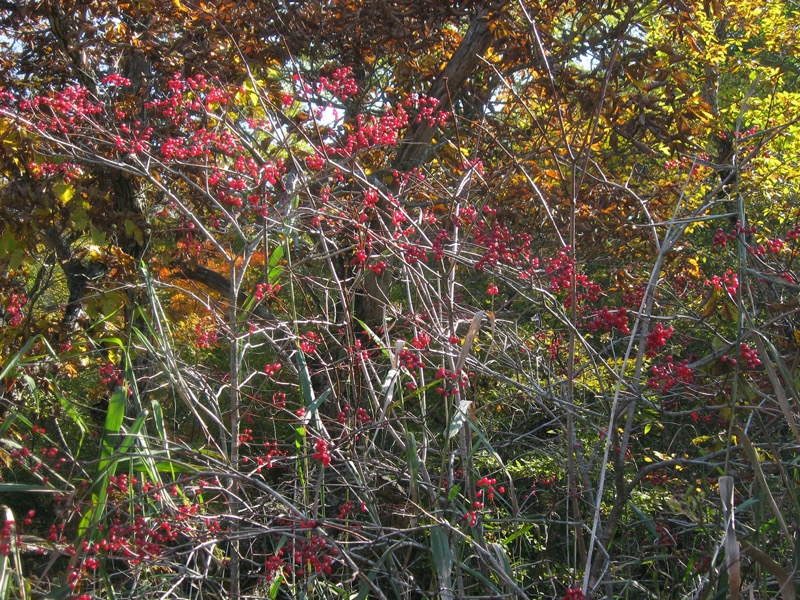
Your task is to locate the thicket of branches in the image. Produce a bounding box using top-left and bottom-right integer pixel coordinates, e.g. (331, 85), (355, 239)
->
(0, 1), (799, 599)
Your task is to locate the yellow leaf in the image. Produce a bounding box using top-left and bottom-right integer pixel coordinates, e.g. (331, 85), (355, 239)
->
(685, 257), (701, 279)
(698, 287), (718, 319)
(54, 182), (75, 204)
(59, 363), (78, 378)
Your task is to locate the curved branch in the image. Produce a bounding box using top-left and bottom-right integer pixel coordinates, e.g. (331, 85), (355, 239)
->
(393, 9), (495, 170)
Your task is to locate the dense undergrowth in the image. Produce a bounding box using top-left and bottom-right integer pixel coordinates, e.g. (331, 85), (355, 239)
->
(1, 1), (800, 599)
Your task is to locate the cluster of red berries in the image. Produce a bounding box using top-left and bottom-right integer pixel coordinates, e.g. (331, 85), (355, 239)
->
(114, 121), (153, 154)
(398, 348), (424, 370)
(362, 188), (379, 208)
(4, 293), (27, 327)
(266, 533), (338, 580)
(368, 260), (387, 274)
(706, 269), (739, 296)
(264, 362), (282, 377)
(194, 321), (219, 349)
(313, 66), (358, 100)
(720, 125), (760, 140)
(403, 93), (450, 126)
(645, 323), (674, 357)
(0, 518), (16, 557)
(238, 429), (254, 446)
(648, 356), (694, 392)
(739, 342), (761, 370)
(18, 85), (103, 134)
(300, 331), (320, 354)
(99, 362), (124, 386)
(265, 551), (285, 581)
(655, 521), (675, 546)
(313, 438), (331, 466)
(106, 473), (133, 495)
(242, 442), (285, 472)
(764, 238), (785, 253)
(411, 332), (431, 349)
(644, 470), (670, 485)
(397, 241), (428, 265)
(475, 476), (505, 508)
(712, 221), (758, 250)
(337, 500), (354, 519)
(327, 106), (410, 158)
(786, 223), (800, 241)
(27, 161), (83, 181)
(463, 510), (479, 526)
(306, 153), (325, 170)
(473, 219), (533, 273)
(690, 412), (714, 425)
(586, 306), (630, 335)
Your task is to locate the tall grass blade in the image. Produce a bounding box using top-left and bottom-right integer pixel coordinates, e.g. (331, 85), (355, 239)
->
(429, 526), (454, 598)
(267, 243), (285, 284)
(752, 335), (800, 445)
(719, 475), (740, 600)
(734, 426), (794, 550)
(0, 335), (40, 382)
(454, 311), (483, 376)
(78, 385), (128, 535)
(740, 539), (795, 600)
(0, 505), (26, 600)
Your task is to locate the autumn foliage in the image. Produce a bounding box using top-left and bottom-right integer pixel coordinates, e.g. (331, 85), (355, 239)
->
(0, 1), (799, 599)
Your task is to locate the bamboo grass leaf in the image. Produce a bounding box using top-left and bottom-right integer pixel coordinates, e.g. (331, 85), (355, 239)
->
(429, 526), (453, 596)
(734, 426), (794, 550)
(719, 475), (740, 600)
(740, 539), (795, 600)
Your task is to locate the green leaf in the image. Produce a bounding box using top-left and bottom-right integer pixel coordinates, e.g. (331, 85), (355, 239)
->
(490, 542), (512, 581)
(736, 498), (759, 513)
(629, 500), (657, 536)
(0, 505), (24, 600)
(0, 551), (9, 600)
(0, 414), (17, 440)
(294, 351), (322, 430)
(447, 399), (472, 440)
(7, 248), (24, 271)
(502, 523), (534, 545)
(150, 400), (174, 478)
(447, 484), (462, 501)
(0, 226), (16, 256)
(52, 387), (87, 448)
(267, 243), (285, 284)
(90, 226), (107, 246)
(429, 527), (453, 586)
(0, 484), (62, 494)
(0, 227), (25, 270)
(353, 318), (390, 358)
(72, 207), (89, 230)
(103, 386), (127, 442)
(124, 219), (144, 246)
